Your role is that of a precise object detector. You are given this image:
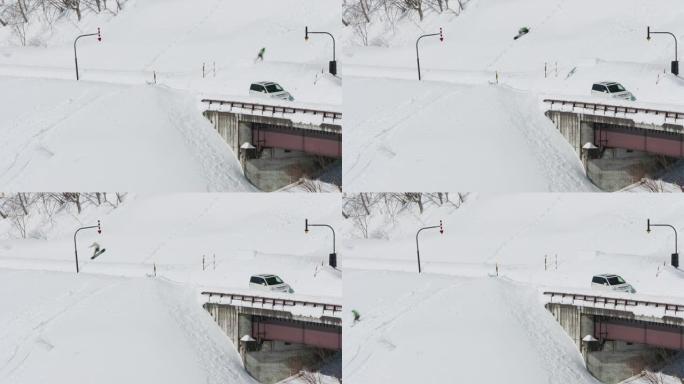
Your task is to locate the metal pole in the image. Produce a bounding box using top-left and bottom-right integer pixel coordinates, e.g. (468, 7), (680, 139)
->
(73, 220), (101, 273)
(305, 219), (335, 253)
(647, 219), (678, 254)
(305, 28), (336, 61)
(415, 221), (444, 273)
(73, 28), (101, 81)
(415, 28), (443, 81)
(647, 27), (679, 74)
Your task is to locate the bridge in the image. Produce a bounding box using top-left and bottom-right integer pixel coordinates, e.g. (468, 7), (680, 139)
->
(544, 99), (684, 158)
(202, 291), (342, 351)
(202, 99), (342, 159)
(544, 290), (684, 351)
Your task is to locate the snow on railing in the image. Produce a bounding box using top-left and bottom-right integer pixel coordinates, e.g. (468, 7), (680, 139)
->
(201, 291), (342, 319)
(544, 98), (684, 127)
(543, 291), (684, 320)
(201, 98), (342, 126)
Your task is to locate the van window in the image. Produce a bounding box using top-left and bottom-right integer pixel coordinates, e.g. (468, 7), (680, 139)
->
(250, 276), (264, 284)
(592, 84), (607, 92)
(592, 276), (605, 284)
(607, 83), (626, 93)
(250, 84), (264, 92)
(265, 276), (283, 285)
(607, 276), (625, 285)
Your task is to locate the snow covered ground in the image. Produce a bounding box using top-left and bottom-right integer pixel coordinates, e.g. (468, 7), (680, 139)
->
(0, 193), (341, 383)
(0, 269), (257, 384)
(344, 270), (599, 383)
(342, 0), (684, 191)
(342, 193), (684, 382)
(0, 0), (341, 191)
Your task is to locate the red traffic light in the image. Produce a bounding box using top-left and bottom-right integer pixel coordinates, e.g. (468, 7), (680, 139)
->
(439, 27), (444, 42)
(305, 26), (308, 41)
(305, 218), (309, 233)
(439, 220), (444, 234)
(97, 220), (102, 234)
(97, 27), (102, 42)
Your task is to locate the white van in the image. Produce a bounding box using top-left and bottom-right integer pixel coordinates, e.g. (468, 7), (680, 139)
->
(591, 274), (636, 293)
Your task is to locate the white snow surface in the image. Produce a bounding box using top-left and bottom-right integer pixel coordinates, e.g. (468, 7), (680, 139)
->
(0, 77), (253, 191)
(0, 193), (342, 383)
(343, 193), (684, 382)
(343, 193), (684, 299)
(0, 193), (342, 298)
(0, 269), (258, 384)
(0, 0), (340, 191)
(341, 0), (684, 191)
(344, 270), (599, 383)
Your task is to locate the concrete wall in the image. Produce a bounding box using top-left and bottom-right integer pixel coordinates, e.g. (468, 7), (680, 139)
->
(546, 303), (594, 349)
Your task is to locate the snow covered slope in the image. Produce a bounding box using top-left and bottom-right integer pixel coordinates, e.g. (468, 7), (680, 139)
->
(0, 269), (257, 384)
(0, 193), (342, 298)
(344, 270), (599, 383)
(343, 77), (595, 192)
(0, 77), (253, 191)
(0, 0), (341, 190)
(343, 193), (684, 299)
(0, 0), (341, 105)
(342, 0), (684, 191)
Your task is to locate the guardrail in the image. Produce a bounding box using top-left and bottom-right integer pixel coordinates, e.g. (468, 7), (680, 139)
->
(543, 291), (684, 314)
(201, 99), (342, 122)
(201, 291), (342, 315)
(543, 99), (684, 121)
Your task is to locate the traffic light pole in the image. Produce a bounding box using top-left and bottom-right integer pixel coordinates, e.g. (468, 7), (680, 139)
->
(74, 220), (101, 273)
(74, 28), (101, 80)
(416, 220), (444, 273)
(416, 28), (444, 81)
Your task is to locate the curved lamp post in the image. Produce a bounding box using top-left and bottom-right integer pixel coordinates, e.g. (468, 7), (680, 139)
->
(416, 220), (444, 273)
(647, 26), (679, 75)
(305, 218), (337, 268)
(74, 220), (101, 273)
(74, 28), (102, 80)
(416, 28), (444, 80)
(305, 27), (337, 76)
(646, 218), (679, 268)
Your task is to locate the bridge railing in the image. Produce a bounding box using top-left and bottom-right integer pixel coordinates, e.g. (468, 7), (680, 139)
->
(202, 291), (342, 317)
(544, 99), (684, 121)
(201, 99), (342, 122)
(544, 291), (684, 315)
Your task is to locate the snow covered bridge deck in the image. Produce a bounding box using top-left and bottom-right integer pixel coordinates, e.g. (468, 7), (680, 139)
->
(544, 98), (684, 158)
(544, 290), (684, 351)
(201, 291), (342, 351)
(202, 98), (342, 158)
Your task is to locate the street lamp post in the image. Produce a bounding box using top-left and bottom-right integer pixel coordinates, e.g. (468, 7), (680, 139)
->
(74, 27), (102, 80)
(305, 219), (337, 268)
(646, 218), (679, 268)
(305, 27), (337, 76)
(416, 28), (444, 81)
(416, 220), (444, 273)
(74, 220), (102, 273)
(647, 26), (679, 75)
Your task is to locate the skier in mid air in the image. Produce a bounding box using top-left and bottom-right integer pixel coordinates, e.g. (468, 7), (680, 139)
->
(255, 47), (266, 62)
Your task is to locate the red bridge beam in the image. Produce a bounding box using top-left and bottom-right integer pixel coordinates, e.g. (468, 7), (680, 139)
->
(252, 317), (342, 351)
(594, 124), (684, 158)
(253, 127), (341, 158)
(595, 317), (684, 350)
